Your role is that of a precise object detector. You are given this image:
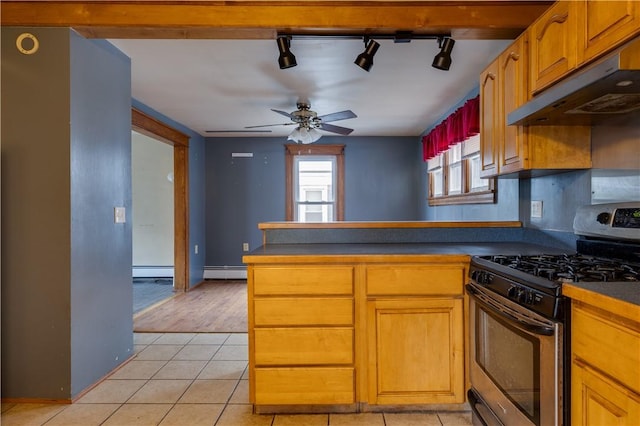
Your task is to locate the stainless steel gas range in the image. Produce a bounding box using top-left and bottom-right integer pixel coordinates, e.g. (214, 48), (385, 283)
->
(466, 202), (640, 426)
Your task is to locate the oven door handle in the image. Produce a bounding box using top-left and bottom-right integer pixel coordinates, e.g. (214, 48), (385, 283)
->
(466, 284), (555, 336)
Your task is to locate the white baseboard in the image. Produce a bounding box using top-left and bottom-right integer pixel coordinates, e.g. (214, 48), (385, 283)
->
(204, 266), (247, 280)
(132, 266), (174, 278)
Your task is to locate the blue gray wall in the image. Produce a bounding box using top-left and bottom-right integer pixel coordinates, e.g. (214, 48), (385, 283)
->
(205, 136), (421, 267)
(1, 28), (133, 399)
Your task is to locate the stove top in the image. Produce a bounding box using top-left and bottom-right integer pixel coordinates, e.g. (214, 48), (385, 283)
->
(483, 254), (640, 284)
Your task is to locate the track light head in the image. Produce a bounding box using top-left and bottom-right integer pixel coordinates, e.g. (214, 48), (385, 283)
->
(354, 38), (380, 72)
(277, 36), (297, 69)
(432, 37), (455, 71)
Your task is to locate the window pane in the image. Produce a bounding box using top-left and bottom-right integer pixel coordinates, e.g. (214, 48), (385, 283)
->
(293, 155), (337, 222)
(469, 154), (489, 191)
(432, 169), (444, 196)
(448, 161), (462, 194)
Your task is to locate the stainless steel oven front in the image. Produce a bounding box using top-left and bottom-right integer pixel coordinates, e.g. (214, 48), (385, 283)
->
(467, 282), (563, 426)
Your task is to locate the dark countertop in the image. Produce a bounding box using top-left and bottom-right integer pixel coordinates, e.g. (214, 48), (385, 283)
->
(564, 281), (640, 307)
(244, 242), (572, 257)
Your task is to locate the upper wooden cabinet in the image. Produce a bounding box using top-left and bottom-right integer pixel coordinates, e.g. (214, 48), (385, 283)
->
(529, 0), (578, 94)
(479, 60), (500, 177)
(577, 0), (640, 65)
(498, 35), (530, 175)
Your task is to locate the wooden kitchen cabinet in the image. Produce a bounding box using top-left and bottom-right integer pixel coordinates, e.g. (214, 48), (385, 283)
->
(577, 0), (640, 66)
(567, 293), (640, 426)
(365, 264), (466, 405)
(479, 58), (500, 177)
(480, 35), (529, 178)
(249, 264), (356, 407)
(529, 0), (578, 94)
(246, 254), (470, 412)
(480, 33), (591, 177)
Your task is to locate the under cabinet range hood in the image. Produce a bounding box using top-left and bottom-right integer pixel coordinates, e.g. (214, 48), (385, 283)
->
(508, 37), (640, 126)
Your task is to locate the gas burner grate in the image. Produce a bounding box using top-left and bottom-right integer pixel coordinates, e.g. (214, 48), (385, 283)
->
(483, 254), (640, 283)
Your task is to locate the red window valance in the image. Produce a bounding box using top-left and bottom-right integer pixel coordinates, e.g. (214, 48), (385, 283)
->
(422, 95), (479, 161)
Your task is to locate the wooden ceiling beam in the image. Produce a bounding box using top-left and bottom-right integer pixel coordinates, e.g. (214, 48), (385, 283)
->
(1, 1), (553, 40)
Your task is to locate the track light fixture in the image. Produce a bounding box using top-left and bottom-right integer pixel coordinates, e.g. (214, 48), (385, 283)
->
(432, 37), (455, 71)
(276, 36), (297, 69)
(275, 32), (454, 71)
(354, 37), (380, 72)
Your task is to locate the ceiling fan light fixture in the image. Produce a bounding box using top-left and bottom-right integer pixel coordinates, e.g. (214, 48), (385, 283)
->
(432, 37), (455, 71)
(288, 126), (322, 144)
(354, 38), (380, 72)
(277, 36), (297, 69)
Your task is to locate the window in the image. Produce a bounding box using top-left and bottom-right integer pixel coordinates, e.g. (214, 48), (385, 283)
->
(427, 135), (495, 206)
(285, 144), (344, 221)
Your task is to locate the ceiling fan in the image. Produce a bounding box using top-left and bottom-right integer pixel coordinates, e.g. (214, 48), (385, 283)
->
(245, 102), (357, 144)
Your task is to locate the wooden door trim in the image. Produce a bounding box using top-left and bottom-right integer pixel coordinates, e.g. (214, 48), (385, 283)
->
(132, 107), (190, 292)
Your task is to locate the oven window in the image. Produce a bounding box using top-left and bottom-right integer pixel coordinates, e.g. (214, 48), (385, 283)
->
(475, 306), (540, 424)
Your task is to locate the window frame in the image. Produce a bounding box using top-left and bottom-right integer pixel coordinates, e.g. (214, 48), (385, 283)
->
(285, 144), (345, 221)
(427, 137), (495, 206)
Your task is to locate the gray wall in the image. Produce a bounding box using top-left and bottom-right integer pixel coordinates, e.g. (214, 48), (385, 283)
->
(205, 136), (421, 267)
(1, 28), (133, 399)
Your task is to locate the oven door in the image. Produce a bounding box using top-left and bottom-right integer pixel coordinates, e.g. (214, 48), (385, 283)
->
(466, 283), (563, 426)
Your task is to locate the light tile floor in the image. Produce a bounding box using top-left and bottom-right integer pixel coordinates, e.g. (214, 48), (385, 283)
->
(1, 332), (472, 426)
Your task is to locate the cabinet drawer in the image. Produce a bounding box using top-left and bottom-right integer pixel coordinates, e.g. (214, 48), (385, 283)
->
(572, 305), (640, 393)
(366, 265), (464, 296)
(254, 327), (353, 365)
(255, 367), (354, 405)
(254, 297), (353, 326)
(253, 266), (353, 295)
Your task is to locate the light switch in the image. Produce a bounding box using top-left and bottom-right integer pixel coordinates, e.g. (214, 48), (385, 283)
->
(114, 207), (126, 223)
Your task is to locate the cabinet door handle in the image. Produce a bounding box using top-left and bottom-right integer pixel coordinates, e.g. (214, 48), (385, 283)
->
(482, 72), (496, 86)
(503, 52), (520, 69)
(537, 12), (569, 40)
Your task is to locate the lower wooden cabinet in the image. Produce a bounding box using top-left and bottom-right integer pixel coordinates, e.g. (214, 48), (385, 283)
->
(247, 258), (469, 411)
(569, 296), (640, 425)
(572, 359), (640, 425)
(366, 298), (465, 404)
(254, 367), (355, 405)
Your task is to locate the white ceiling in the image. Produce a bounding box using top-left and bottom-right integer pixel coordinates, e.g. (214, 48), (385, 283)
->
(110, 37), (511, 139)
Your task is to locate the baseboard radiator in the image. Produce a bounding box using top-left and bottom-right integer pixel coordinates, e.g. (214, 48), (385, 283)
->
(132, 266), (174, 278)
(204, 266), (247, 280)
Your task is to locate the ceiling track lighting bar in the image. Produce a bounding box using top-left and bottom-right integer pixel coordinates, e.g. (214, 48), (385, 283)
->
(275, 31), (455, 72)
(277, 32), (451, 42)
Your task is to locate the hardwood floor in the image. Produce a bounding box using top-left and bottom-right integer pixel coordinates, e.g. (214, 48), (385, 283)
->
(133, 280), (247, 333)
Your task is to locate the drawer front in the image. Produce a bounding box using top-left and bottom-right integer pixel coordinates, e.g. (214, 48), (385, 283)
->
(254, 327), (353, 365)
(255, 367), (354, 405)
(254, 297), (353, 326)
(253, 266), (353, 295)
(572, 305), (640, 393)
(366, 265), (464, 296)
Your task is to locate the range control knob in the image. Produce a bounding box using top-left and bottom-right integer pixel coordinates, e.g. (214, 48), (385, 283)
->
(507, 285), (518, 299)
(597, 212), (611, 225)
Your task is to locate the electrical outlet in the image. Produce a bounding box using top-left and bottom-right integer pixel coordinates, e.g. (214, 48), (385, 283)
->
(243, 243), (250, 252)
(531, 200), (543, 218)
(194, 244), (199, 255)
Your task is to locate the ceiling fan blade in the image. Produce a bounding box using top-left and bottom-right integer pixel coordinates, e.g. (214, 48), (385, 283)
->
(318, 122), (354, 135)
(245, 122), (297, 129)
(271, 109), (294, 119)
(317, 110), (357, 123)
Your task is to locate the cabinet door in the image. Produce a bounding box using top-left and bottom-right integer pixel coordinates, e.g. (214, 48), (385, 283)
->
(367, 298), (464, 405)
(479, 60), (499, 177)
(529, 0), (577, 94)
(499, 35), (529, 174)
(572, 359), (640, 425)
(577, 0), (640, 65)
